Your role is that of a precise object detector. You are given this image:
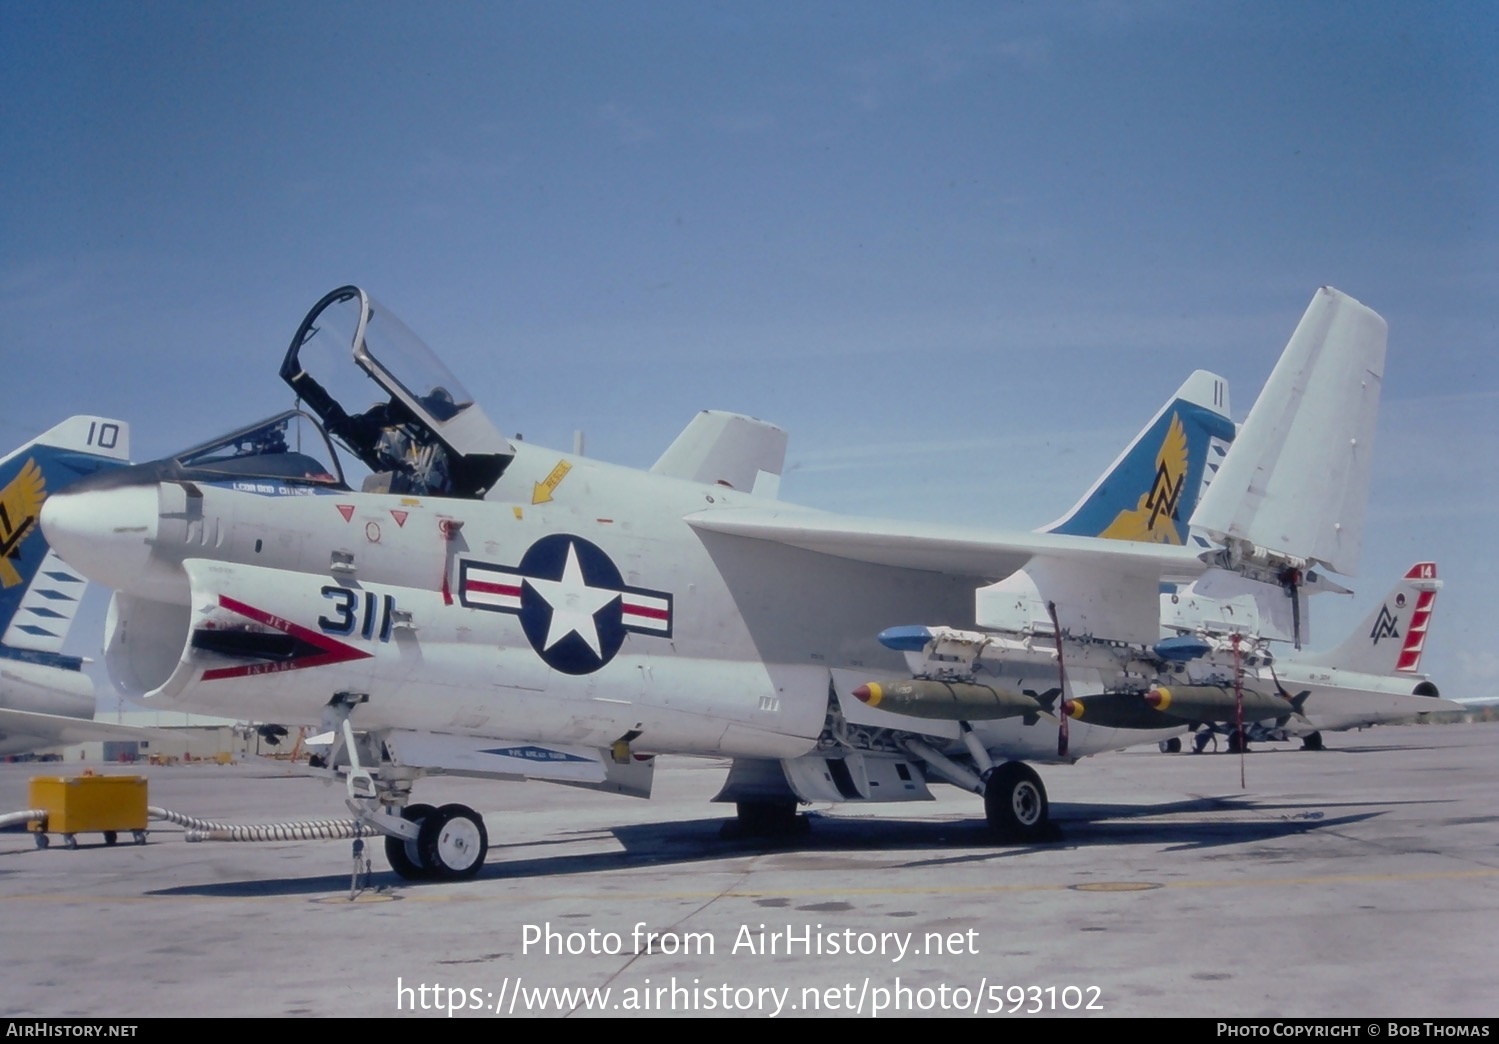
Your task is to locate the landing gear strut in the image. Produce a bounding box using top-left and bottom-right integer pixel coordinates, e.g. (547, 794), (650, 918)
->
(983, 762), (1049, 842)
(313, 693), (490, 882)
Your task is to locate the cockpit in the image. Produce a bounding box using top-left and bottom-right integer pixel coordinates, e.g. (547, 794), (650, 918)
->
(56, 287), (514, 501)
(279, 286), (514, 499)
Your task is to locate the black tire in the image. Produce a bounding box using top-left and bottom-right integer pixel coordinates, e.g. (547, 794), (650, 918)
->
(1301, 731), (1325, 752)
(385, 803), (436, 881)
(417, 803), (488, 880)
(984, 762), (1049, 842)
(103, 831), (118, 846)
(1227, 728), (1247, 754)
(732, 800), (804, 837)
(1159, 737), (1182, 754)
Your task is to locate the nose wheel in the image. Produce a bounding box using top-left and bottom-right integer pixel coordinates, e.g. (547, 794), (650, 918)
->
(417, 803), (488, 880)
(384, 803), (436, 881)
(384, 802), (488, 880)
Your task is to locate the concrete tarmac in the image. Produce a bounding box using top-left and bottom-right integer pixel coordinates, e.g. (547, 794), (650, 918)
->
(1, 721), (1495, 1019)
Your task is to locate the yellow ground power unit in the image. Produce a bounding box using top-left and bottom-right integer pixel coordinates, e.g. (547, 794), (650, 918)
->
(28, 773), (148, 849)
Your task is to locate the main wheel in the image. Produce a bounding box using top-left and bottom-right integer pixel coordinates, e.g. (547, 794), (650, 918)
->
(385, 802), (436, 881)
(1227, 728), (1248, 754)
(417, 803), (488, 880)
(729, 800), (806, 837)
(984, 762), (1049, 842)
(1301, 731), (1325, 752)
(1159, 737), (1182, 754)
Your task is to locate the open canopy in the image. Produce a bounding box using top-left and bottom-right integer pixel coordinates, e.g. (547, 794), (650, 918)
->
(280, 286), (514, 499)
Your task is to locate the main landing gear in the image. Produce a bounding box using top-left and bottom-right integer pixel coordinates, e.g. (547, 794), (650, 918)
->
(726, 800), (809, 838)
(983, 762), (1050, 842)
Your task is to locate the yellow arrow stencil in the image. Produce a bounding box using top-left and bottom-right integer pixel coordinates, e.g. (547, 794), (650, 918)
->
(532, 460), (573, 505)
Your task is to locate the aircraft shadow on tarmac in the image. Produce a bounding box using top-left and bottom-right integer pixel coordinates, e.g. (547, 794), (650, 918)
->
(142, 794), (1417, 898)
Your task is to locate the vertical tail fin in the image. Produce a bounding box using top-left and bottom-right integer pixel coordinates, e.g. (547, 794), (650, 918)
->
(0, 417), (131, 659)
(1043, 369), (1236, 544)
(1298, 563), (1440, 675)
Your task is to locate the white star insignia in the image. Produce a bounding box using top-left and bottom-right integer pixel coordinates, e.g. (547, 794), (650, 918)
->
(525, 542), (619, 656)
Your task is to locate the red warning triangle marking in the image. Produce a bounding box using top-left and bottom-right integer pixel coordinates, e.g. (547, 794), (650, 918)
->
(336, 504), (355, 522)
(391, 510), (408, 527)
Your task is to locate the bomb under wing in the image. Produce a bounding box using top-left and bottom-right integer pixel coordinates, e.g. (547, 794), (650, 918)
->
(851, 679), (1050, 721)
(1146, 684), (1295, 723)
(1066, 693), (1173, 730)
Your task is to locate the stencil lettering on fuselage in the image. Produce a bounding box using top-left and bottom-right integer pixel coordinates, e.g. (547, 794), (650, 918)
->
(458, 534), (673, 675)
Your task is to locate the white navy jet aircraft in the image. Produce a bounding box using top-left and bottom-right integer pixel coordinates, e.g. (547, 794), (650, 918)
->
(1146, 561), (1454, 753)
(0, 416), (166, 756)
(41, 285), (1391, 880)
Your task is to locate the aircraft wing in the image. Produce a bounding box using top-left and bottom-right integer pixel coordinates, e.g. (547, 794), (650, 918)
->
(0, 707), (179, 754)
(686, 506), (1207, 583)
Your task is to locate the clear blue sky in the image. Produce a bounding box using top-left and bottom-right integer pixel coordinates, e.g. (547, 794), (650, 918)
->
(2, 2), (1495, 695)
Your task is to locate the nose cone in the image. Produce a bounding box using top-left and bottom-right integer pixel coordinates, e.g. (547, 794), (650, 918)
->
(41, 483), (162, 596)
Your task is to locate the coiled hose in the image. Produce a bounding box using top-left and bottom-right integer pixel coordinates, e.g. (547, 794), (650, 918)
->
(147, 807), (379, 842)
(3, 806), (378, 843)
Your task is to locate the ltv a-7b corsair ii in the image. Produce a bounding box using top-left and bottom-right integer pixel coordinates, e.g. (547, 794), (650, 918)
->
(43, 285), (1393, 880)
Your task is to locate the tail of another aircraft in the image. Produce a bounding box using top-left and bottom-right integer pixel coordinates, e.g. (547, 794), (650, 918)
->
(0, 417), (130, 661)
(1296, 563), (1440, 676)
(1043, 369), (1236, 545)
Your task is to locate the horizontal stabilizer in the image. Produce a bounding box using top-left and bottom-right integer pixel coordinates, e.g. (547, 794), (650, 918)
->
(652, 410), (787, 496)
(1190, 288), (1385, 576)
(0, 707), (178, 757)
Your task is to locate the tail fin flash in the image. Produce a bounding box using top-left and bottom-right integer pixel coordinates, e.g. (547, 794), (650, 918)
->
(1299, 563), (1440, 675)
(1044, 369), (1235, 544)
(1190, 288), (1386, 577)
(0, 417), (130, 657)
